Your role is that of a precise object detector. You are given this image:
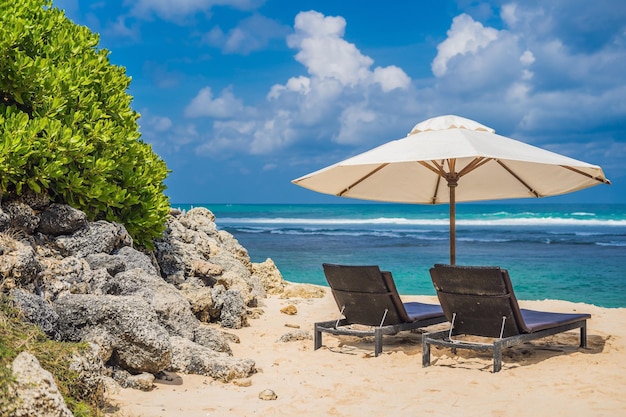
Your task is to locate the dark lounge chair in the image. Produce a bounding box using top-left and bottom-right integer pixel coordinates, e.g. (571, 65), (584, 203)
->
(315, 263), (446, 356)
(422, 264), (591, 372)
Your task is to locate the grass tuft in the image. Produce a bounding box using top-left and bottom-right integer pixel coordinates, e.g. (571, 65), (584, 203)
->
(0, 291), (104, 416)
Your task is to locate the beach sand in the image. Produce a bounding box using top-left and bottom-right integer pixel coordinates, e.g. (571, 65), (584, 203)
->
(105, 287), (626, 417)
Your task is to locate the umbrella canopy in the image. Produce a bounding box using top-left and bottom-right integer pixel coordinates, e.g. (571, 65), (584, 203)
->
(292, 115), (610, 264)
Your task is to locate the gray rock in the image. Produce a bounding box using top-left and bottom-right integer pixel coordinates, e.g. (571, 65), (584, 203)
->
(0, 207), (10, 232)
(83, 328), (116, 364)
(41, 255), (89, 285)
(0, 197), (291, 383)
(54, 221), (132, 257)
(55, 294), (172, 374)
(168, 336), (255, 382)
(0, 240), (43, 286)
(3, 201), (39, 234)
(11, 352), (73, 417)
(11, 289), (60, 340)
(276, 330), (313, 343)
(213, 287), (247, 329)
(85, 253), (127, 276)
(153, 220), (188, 284)
(38, 256), (93, 299)
(80, 268), (114, 296)
(217, 229), (252, 268)
(17, 189), (51, 210)
(179, 280), (216, 322)
(111, 369), (155, 391)
(37, 203), (87, 236)
(69, 343), (107, 407)
(94, 268), (200, 339)
(114, 246), (158, 276)
(193, 325), (232, 354)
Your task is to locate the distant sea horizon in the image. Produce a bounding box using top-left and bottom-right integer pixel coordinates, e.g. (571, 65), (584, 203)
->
(173, 203), (626, 308)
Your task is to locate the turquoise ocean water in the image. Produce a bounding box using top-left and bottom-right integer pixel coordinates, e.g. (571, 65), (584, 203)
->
(175, 204), (626, 308)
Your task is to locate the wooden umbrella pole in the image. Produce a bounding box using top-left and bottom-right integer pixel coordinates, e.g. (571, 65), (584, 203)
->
(446, 163), (459, 265)
(449, 183), (456, 265)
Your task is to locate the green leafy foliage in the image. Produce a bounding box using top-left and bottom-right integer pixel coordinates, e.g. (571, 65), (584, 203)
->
(0, 0), (170, 247)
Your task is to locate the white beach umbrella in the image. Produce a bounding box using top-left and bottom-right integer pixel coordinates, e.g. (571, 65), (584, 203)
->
(292, 115), (610, 265)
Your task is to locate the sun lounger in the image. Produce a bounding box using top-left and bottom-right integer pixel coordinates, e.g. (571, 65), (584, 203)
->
(422, 264), (590, 372)
(315, 263), (446, 356)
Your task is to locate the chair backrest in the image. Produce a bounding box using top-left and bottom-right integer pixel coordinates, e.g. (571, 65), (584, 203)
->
(322, 263), (411, 326)
(429, 264), (527, 338)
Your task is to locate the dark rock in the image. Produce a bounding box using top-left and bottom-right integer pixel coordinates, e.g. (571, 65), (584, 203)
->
(54, 221), (132, 257)
(3, 201), (39, 234)
(16, 189), (51, 210)
(11, 289), (61, 340)
(37, 204), (87, 236)
(85, 253), (126, 276)
(0, 208), (10, 232)
(114, 246), (158, 276)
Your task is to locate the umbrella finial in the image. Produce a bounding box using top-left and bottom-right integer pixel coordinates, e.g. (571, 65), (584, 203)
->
(409, 115), (495, 136)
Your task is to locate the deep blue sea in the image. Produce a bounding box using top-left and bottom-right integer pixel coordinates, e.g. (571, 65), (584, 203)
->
(174, 203), (626, 308)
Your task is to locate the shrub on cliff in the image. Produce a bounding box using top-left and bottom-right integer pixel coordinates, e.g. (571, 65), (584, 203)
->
(0, 0), (169, 247)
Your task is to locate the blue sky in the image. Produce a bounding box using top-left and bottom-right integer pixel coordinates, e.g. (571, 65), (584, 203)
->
(53, 0), (626, 204)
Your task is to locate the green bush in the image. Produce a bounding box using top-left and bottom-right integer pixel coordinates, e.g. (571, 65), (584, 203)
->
(0, 0), (170, 247)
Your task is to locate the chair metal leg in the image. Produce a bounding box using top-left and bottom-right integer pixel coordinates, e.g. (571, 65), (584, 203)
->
(580, 323), (587, 348)
(493, 341), (502, 373)
(422, 334), (431, 367)
(314, 324), (322, 350)
(374, 329), (383, 356)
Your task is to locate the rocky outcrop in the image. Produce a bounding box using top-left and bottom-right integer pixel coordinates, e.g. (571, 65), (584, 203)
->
(154, 208), (265, 309)
(1, 195), (294, 413)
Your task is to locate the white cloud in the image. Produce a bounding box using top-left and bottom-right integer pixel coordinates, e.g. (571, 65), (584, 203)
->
(506, 82), (530, 101)
(103, 15), (140, 40)
(287, 11), (373, 86)
(191, 10), (415, 158)
(184, 86), (248, 118)
(150, 116), (173, 132)
(268, 76), (311, 99)
(128, 0), (262, 23)
(501, 3), (518, 26)
(286, 11), (410, 91)
(204, 14), (289, 55)
(431, 13), (499, 77)
(520, 50), (535, 66)
(184, 5), (625, 168)
(335, 106), (377, 145)
(372, 66), (411, 93)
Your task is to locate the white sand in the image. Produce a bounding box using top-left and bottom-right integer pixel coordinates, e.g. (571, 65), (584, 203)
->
(106, 288), (626, 417)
